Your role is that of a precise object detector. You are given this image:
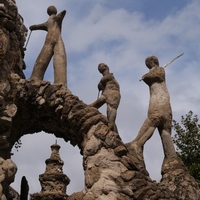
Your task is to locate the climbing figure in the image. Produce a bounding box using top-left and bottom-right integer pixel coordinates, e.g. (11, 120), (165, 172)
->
(130, 56), (177, 160)
(30, 5), (67, 85)
(90, 63), (121, 132)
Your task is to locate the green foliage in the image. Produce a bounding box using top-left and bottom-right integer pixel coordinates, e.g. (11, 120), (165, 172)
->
(172, 111), (200, 185)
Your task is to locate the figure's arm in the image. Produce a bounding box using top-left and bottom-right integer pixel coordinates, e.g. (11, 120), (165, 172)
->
(98, 82), (103, 91)
(29, 22), (47, 31)
(142, 72), (153, 80)
(57, 10), (66, 20)
(142, 67), (165, 84)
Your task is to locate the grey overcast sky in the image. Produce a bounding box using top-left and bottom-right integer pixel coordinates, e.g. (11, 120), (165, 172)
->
(11, 0), (200, 196)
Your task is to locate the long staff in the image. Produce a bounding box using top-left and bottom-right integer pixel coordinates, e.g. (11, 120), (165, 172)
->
(163, 53), (184, 68)
(97, 90), (100, 99)
(23, 31), (32, 50)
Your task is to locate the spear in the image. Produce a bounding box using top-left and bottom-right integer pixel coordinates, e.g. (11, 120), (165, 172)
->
(23, 30), (32, 51)
(163, 53), (184, 68)
(97, 90), (100, 99)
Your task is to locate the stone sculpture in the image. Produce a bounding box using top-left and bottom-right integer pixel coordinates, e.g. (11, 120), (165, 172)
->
(0, 1), (200, 199)
(30, 143), (70, 200)
(130, 56), (177, 160)
(90, 63), (121, 132)
(30, 6), (67, 85)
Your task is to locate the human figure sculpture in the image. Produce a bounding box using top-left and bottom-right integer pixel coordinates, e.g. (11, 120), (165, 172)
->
(90, 63), (121, 132)
(130, 56), (177, 160)
(29, 6), (67, 85)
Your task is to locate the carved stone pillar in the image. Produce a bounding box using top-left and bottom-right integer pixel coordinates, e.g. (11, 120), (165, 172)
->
(30, 143), (70, 200)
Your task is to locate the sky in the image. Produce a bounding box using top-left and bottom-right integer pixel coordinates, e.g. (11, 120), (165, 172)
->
(10, 0), (200, 196)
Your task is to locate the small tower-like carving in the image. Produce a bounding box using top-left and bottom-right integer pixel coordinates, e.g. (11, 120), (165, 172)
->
(30, 142), (70, 200)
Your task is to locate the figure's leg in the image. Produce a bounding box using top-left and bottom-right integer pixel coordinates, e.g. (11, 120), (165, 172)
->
(107, 105), (118, 132)
(125, 118), (155, 165)
(31, 44), (53, 81)
(134, 118), (156, 147)
(158, 127), (177, 159)
(53, 39), (67, 85)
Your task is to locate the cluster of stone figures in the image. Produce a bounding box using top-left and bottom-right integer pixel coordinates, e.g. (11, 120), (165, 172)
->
(0, 4), (185, 199)
(28, 5), (177, 162)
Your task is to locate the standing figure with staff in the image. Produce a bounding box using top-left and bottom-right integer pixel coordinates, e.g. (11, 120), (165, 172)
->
(29, 5), (67, 85)
(129, 55), (183, 162)
(90, 63), (121, 133)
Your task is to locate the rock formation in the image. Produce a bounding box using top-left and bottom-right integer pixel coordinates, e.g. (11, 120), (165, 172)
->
(0, 1), (199, 200)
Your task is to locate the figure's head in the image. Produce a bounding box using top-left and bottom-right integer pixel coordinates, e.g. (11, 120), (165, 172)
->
(47, 6), (57, 16)
(145, 56), (159, 69)
(98, 63), (109, 74)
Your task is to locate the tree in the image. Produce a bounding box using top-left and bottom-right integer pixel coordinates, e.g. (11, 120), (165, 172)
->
(173, 111), (200, 185)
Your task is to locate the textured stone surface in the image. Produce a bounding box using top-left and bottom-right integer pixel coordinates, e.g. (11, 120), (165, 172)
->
(0, 1), (199, 200)
(0, 0), (26, 139)
(0, 157), (18, 199)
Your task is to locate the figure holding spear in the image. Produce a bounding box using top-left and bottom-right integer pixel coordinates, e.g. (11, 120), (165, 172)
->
(129, 55), (183, 163)
(89, 63), (121, 133)
(29, 5), (67, 85)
